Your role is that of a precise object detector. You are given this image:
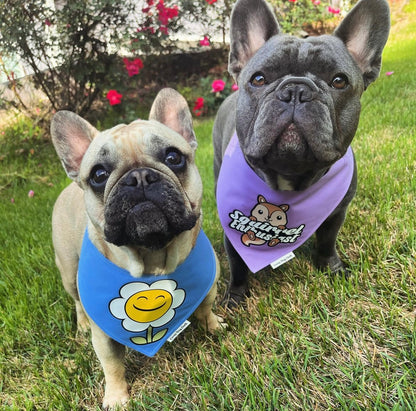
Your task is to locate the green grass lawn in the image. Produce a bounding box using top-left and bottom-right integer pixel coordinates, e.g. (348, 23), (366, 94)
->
(1, 1), (416, 409)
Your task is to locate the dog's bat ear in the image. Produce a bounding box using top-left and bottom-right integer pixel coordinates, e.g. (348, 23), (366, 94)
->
(334, 0), (390, 89)
(149, 88), (197, 150)
(228, 0), (279, 81)
(51, 111), (98, 180)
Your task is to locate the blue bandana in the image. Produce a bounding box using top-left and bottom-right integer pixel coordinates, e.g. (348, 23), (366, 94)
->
(78, 229), (216, 357)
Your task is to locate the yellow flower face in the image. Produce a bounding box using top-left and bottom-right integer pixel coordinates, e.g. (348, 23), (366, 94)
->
(125, 289), (173, 323)
(110, 279), (186, 334)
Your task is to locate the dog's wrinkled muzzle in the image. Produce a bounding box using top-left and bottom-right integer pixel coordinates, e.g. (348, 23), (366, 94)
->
(104, 168), (199, 249)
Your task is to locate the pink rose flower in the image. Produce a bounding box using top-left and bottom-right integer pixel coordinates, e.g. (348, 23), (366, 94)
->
(157, 1), (178, 26)
(199, 36), (210, 47)
(192, 97), (205, 117)
(328, 6), (340, 14)
(123, 58), (144, 77)
(106, 90), (123, 106)
(212, 79), (225, 93)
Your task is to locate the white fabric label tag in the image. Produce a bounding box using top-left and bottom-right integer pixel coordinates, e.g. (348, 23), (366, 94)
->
(270, 252), (295, 269)
(167, 320), (191, 342)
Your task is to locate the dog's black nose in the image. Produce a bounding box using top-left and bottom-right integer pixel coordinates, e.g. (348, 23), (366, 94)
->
(123, 168), (160, 188)
(276, 76), (318, 103)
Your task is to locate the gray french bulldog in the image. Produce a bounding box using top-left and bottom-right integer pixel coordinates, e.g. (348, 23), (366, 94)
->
(213, 0), (390, 306)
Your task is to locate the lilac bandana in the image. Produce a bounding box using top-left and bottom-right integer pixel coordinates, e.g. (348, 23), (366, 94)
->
(216, 133), (354, 273)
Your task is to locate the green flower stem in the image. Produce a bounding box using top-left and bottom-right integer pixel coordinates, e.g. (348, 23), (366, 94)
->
(147, 325), (153, 343)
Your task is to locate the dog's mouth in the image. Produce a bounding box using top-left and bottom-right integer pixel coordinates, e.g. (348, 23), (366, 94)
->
(103, 171), (199, 250)
(105, 198), (199, 250)
(248, 123), (313, 174)
(244, 122), (343, 191)
(276, 123), (308, 158)
(124, 201), (174, 249)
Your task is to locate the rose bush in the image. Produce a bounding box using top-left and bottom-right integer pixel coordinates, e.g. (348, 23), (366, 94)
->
(0, 0), (351, 123)
(0, 0), (231, 120)
(0, 0), (140, 117)
(271, 0), (345, 35)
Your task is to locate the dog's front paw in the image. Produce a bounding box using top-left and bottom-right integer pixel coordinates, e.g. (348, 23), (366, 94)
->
(221, 283), (250, 310)
(194, 310), (228, 333)
(207, 314), (228, 333)
(316, 254), (350, 278)
(103, 385), (129, 410)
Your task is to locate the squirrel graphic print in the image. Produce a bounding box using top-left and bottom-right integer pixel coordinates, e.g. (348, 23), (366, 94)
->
(241, 195), (289, 247)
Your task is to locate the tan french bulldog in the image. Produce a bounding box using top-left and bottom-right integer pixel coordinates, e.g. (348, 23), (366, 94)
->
(51, 88), (224, 408)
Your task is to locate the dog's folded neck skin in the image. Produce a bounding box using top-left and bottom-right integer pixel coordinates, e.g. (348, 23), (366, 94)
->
(87, 219), (201, 277)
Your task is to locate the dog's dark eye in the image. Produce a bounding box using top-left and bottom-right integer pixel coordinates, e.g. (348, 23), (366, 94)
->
(89, 165), (110, 191)
(330, 74), (349, 89)
(250, 73), (267, 87)
(165, 148), (186, 171)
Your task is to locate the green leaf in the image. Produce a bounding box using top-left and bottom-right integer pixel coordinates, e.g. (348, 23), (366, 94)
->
(130, 336), (147, 345)
(152, 329), (168, 342)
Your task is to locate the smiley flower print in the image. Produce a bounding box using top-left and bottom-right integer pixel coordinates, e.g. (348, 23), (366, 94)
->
(109, 280), (185, 345)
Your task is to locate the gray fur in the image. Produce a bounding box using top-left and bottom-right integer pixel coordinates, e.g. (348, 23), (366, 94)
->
(213, 0), (390, 306)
